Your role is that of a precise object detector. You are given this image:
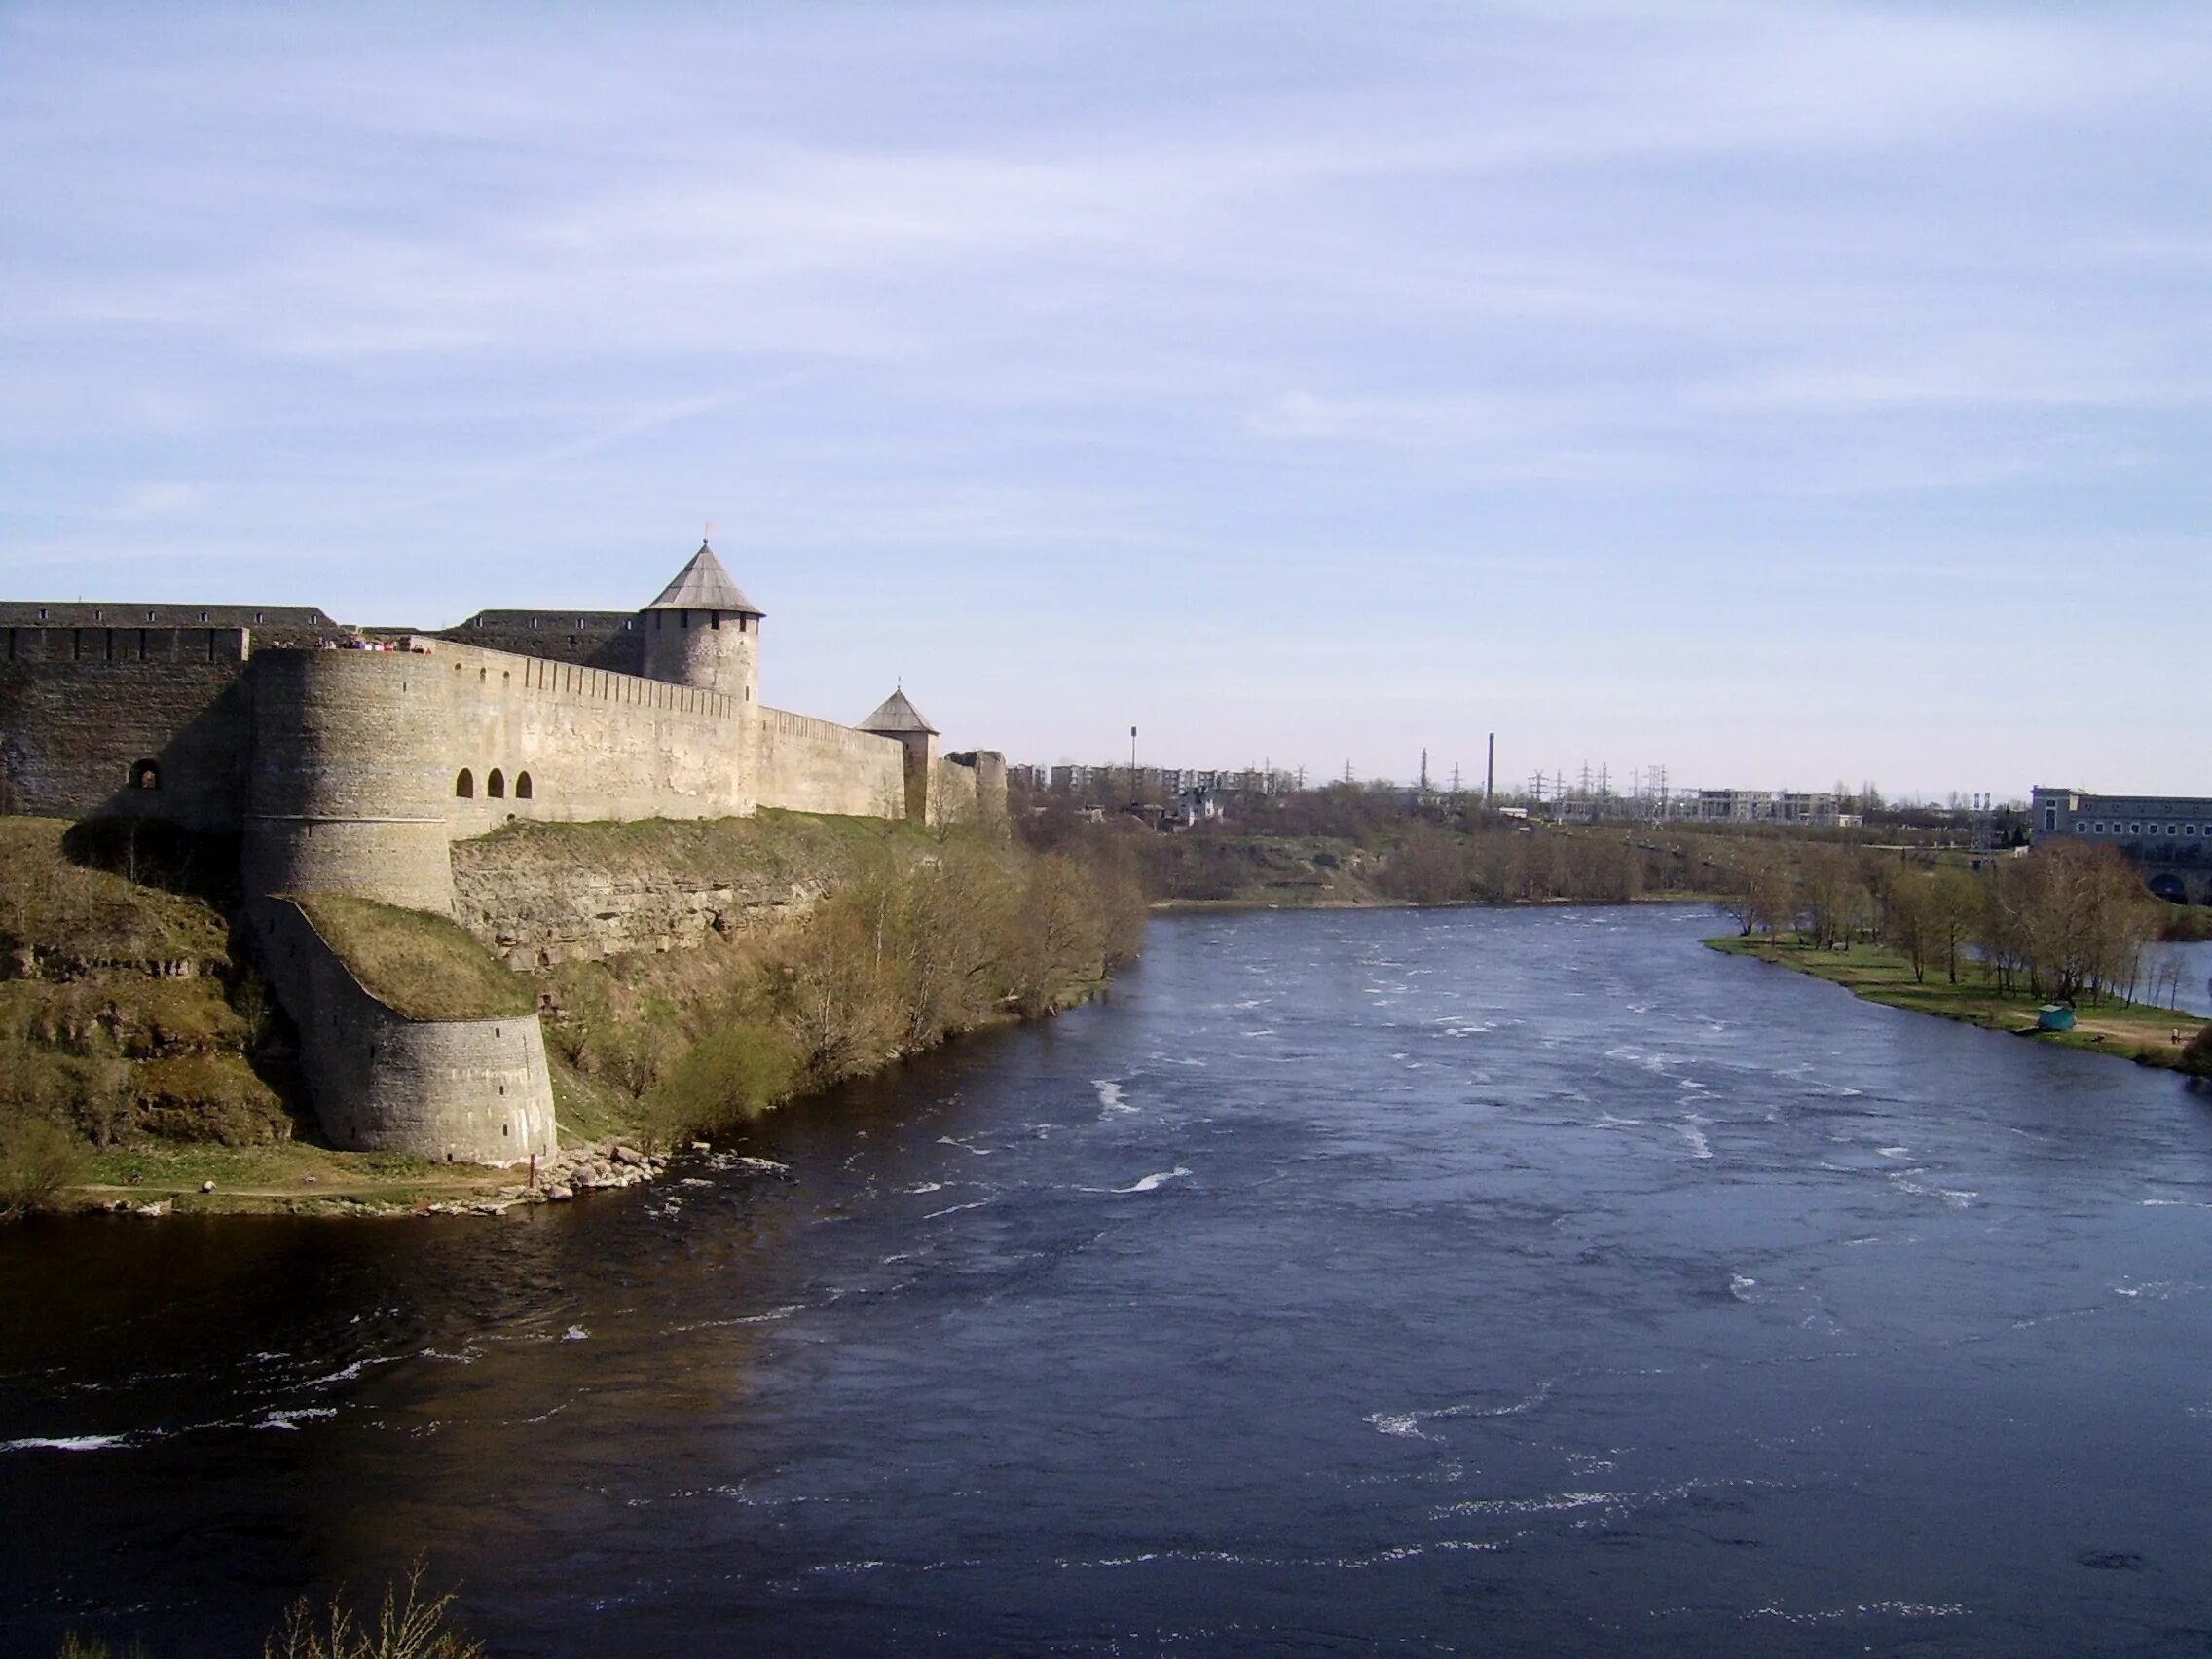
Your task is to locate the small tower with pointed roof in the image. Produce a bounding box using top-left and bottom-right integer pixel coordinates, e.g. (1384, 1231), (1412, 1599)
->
(862, 687), (939, 822)
(641, 540), (764, 703)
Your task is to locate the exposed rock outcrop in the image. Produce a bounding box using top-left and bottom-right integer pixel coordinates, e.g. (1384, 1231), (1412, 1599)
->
(451, 864), (822, 966)
(448, 817), (902, 966)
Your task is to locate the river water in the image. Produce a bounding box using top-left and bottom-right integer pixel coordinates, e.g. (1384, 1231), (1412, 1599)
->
(4, 905), (2210, 1657)
(2144, 940), (2212, 1017)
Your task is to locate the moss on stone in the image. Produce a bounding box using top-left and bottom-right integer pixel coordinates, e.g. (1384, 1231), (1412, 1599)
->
(293, 893), (535, 1021)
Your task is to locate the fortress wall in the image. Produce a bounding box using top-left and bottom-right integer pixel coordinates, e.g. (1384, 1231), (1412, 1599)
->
(940, 751), (1008, 826)
(0, 628), (251, 830)
(242, 649), (456, 912)
(935, 755), (980, 824)
(974, 752), (1009, 820)
(426, 640), (749, 829)
(756, 706), (907, 818)
(254, 899), (556, 1164)
(434, 616), (646, 676)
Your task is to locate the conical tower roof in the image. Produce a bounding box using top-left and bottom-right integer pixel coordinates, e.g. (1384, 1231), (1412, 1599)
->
(861, 687), (938, 735)
(645, 541), (763, 615)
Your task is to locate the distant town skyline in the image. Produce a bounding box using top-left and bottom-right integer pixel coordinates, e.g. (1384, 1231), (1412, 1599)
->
(5, 3), (2207, 797)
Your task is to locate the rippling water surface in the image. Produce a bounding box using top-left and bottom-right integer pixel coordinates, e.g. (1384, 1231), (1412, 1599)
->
(5, 905), (2210, 1656)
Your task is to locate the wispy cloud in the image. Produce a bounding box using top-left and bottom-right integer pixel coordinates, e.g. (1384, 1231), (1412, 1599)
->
(2, 1), (2207, 792)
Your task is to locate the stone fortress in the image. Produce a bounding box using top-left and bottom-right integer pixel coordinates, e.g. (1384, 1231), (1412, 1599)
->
(0, 541), (1005, 1164)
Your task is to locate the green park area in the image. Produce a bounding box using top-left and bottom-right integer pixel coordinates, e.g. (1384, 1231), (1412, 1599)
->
(1706, 932), (2208, 1071)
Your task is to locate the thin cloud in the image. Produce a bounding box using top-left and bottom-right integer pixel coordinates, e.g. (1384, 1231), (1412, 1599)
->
(3, 2), (2208, 792)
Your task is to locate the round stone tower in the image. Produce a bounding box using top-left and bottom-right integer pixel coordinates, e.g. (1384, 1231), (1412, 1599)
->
(640, 540), (764, 703)
(242, 648), (456, 913)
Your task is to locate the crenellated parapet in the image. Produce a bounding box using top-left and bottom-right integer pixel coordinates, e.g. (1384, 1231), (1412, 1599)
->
(0, 625), (253, 831)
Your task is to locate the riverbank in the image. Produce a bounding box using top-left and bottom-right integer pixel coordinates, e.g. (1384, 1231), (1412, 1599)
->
(1149, 890), (1725, 913)
(1117, 818), (1717, 909)
(65, 983), (1113, 1217)
(1706, 933), (2209, 1069)
(72, 1132), (674, 1218)
(1, 812), (1140, 1221)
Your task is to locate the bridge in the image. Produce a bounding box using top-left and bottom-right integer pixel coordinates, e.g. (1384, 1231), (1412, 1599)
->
(2028, 786), (2212, 905)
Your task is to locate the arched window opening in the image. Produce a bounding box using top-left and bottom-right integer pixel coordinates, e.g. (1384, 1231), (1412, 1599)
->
(129, 758), (161, 791)
(455, 768), (475, 799)
(515, 771), (534, 800)
(488, 769), (506, 799)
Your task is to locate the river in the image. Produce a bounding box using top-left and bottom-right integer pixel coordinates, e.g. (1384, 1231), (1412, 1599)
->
(4, 905), (2209, 1657)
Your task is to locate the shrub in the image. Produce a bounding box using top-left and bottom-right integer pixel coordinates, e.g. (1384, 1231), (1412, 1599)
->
(641, 1019), (799, 1148)
(1379, 830), (1466, 905)
(766, 901), (900, 1084)
(2183, 1025), (2212, 1079)
(262, 1560), (484, 1659)
(55, 1635), (151, 1658)
(0, 1112), (89, 1215)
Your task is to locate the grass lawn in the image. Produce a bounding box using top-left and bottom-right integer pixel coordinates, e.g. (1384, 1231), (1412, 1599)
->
(80, 1139), (523, 1215)
(1706, 932), (2208, 1070)
(293, 892), (535, 1020)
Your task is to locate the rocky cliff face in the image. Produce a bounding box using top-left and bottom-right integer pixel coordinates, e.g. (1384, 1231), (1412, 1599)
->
(452, 861), (822, 966)
(447, 817), (888, 967)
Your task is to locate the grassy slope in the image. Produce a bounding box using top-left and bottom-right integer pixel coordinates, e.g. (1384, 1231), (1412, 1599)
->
(0, 818), (292, 1152)
(292, 892), (535, 1020)
(1706, 933), (2208, 1069)
(0, 816), (229, 968)
(16, 809), (1122, 1214)
(76, 1140), (517, 1214)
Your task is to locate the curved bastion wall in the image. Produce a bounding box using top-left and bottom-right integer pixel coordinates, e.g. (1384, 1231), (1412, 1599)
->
(945, 750), (1009, 823)
(253, 899), (555, 1165)
(242, 649), (458, 913)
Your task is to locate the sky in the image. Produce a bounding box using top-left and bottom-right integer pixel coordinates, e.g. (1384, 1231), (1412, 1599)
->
(4, 2), (2207, 799)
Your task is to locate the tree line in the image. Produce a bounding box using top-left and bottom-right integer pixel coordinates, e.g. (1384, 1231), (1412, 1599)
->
(547, 829), (1148, 1149)
(1720, 837), (2173, 1007)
